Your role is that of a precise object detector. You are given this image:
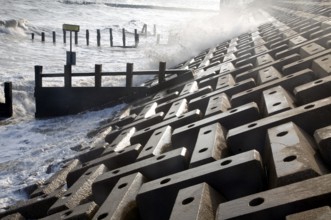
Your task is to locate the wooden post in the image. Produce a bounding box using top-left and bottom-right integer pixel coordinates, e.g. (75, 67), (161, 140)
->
(141, 24), (147, 37)
(74, 31), (78, 45)
(52, 31), (56, 43)
(97, 29), (101, 47)
(110, 28), (113, 47)
(41, 32), (45, 42)
(63, 29), (66, 43)
(31, 33), (34, 40)
(126, 63), (133, 88)
(95, 64), (102, 88)
(153, 24), (156, 36)
(158, 62), (166, 84)
(86, 29), (89, 46)
(157, 34), (160, 44)
(64, 65), (72, 88)
(134, 29), (139, 47)
(122, 28), (126, 47)
(4, 82), (13, 117)
(34, 65), (43, 88)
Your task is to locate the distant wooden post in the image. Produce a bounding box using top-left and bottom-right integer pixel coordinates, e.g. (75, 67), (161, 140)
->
(126, 63), (133, 88)
(74, 31), (78, 45)
(52, 31), (56, 43)
(64, 65), (72, 88)
(153, 24), (156, 36)
(144, 24), (147, 37)
(122, 28), (126, 47)
(97, 29), (101, 47)
(34, 65), (43, 88)
(41, 32), (45, 42)
(63, 29), (66, 43)
(157, 34), (160, 44)
(110, 28), (113, 47)
(95, 64), (102, 88)
(3, 82), (13, 117)
(158, 62), (166, 84)
(134, 29), (139, 47)
(31, 33), (34, 40)
(86, 29), (89, 46)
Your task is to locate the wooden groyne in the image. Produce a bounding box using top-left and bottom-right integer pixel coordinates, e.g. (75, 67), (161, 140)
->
(32, 27), (141, 48)
(0, 82), (13, 119)
(34, 63), (193, 117)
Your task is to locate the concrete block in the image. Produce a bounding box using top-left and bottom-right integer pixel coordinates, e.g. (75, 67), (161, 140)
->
(30, 159), (79, 198)
(282, 48), (331, 75)
(256, 54), (275, 66)
(236, 53), (300, 82)
(92, 147), (189, 205)
(105, 128), (136, 152)
(262, 86), (295, 116)
(215, 74), (236, 90)
(254, 45), (269, 55)
(227, 97), (331, 156)
(67, 144), (142, 187)
(257, 66), (282, 85)
(137, 126), (172, 161)
(0, 188), (65, 219)
(92, 173), (146, 220)
(40, 202), (98, 220)
(48, 164), (107, 215)
(190, 123), (228, 168)
(130, 109), (202, 146)
(216, 174), (331, 220)
(134, 102), (157, 121)
(286, 206), (331, 220)
(266, 122), (327, 188)
(137, 150), (265, 220)
(289, 35), (308, 47)
(169, 183), (224, 220)
(314, 125), (331, 166)
(163, 99), (188, 120)
(300, 42), (326, 58)
(180, 81), (199, 96)
(0, 213), (25, 220)
(311, 54), (331, 77)
(205, 94), (231, 117)
(173, 102), (260, 150)
(294, 75), (331, 104)
(231, 68), (316, 107)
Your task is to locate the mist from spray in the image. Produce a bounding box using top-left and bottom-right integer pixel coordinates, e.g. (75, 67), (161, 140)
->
(146, 1), (274, 67)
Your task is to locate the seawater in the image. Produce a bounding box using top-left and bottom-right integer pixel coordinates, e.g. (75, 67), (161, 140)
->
(0, 0), (272, 209)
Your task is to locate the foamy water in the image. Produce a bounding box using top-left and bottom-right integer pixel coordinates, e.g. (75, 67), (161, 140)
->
(0, 0), (272, 209)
